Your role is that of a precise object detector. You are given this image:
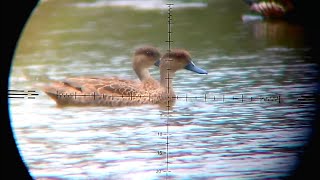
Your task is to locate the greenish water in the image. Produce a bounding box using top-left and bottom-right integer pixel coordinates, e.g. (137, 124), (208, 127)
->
(9, 0), (317, 179)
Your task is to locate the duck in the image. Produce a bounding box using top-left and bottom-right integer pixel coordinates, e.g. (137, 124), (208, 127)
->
(243, 0), (294, 19)
(44, 48), (207, 107)
(43, 46), (161, 106)
(153, 49), (207, 102)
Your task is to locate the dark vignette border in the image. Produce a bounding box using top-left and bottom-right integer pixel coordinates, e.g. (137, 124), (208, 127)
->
(288, 1), (320, 179)
(1, 1), (318, 179)
(1, 1), (39, 179)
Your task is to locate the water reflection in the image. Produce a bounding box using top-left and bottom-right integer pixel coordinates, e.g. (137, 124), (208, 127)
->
(9, 0), (317, 179)
(248, 20), (304, 45)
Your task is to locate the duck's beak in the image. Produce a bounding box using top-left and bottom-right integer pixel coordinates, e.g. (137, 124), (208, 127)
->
(154, 59), (160, 67)
(184, 61), (208, 74)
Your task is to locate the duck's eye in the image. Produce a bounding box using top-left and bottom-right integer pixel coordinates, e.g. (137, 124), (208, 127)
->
(146, 51), (153, 56)
(175, 53), (184, 59)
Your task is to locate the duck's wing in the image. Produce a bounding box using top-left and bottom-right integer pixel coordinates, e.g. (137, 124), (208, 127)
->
(98, 83), (141, 96)
(43, 77), (144, 99)
(76, 77), (142, 95)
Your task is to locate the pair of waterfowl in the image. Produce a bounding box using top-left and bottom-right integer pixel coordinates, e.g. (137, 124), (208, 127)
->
(44, 46), (207, 107)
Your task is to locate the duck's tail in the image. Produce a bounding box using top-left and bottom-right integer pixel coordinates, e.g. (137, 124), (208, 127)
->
(41, 81), (81, 106)
(43, 86), (60, 102)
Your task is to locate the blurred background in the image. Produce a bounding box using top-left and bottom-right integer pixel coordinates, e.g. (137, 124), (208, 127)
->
(9, 0), (318, 179)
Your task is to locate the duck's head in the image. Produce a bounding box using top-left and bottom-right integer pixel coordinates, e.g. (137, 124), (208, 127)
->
(133, 46), (161, 69)
(155, 49), (207, 74)
(132, 46), (161, 80)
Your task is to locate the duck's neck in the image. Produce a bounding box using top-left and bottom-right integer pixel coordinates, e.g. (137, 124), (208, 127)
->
(133, 59), (151, 81)
(134, 68), (150, 81)
(160, 69), (175, 95)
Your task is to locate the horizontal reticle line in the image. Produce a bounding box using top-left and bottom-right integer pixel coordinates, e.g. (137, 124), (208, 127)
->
(8, 89), (316, 103)
(8, 89), (39, 99)
(53, 92), (284, 103)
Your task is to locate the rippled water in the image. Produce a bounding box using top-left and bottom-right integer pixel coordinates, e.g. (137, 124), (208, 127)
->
(9, 0), (317, 179)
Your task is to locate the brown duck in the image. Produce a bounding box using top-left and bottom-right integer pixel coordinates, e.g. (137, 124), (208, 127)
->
(44, 48), (207, 107)
(43, 46), (161, 106)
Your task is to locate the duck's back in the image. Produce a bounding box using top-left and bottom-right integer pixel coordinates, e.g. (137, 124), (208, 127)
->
(43, 77), (163, 107)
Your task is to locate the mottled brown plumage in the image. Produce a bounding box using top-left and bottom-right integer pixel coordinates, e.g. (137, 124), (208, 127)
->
(43, 46), (161, 106)
(44, 48), (207, 107)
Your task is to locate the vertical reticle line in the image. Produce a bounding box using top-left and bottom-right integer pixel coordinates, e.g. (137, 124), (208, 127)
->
(165, 3), (173, 178)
